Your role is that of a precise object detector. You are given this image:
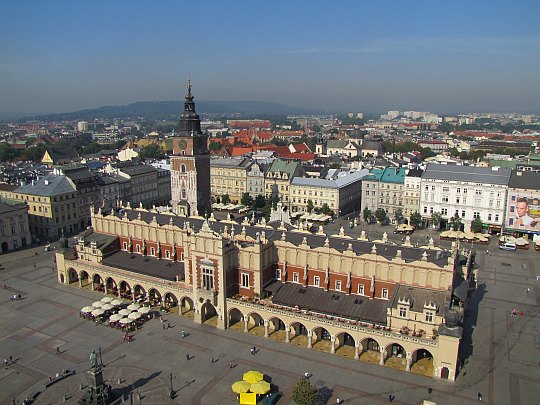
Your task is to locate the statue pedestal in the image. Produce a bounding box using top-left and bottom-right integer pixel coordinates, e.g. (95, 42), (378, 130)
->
(78, 367), (117, 405)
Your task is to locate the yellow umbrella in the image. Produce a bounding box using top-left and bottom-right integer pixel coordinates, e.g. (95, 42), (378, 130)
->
(232, 380), (251, 394)
(250, 380), (270, 394)
(243, 370), (264, 384)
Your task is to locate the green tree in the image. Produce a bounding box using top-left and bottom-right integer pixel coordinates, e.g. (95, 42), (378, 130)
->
(208, 140), (223, 151)
(221, 194), (230, 204)
(448, 147), (460, 157)
(271, 137), (287, 146)
(0, 142), (21, 162)
(375, 208), (387, 224)
(431, 212), (442, 229)
(320, 203), (333, 216)
(449, 213), (462, 231)
(410, 212), (422, 227)
(291, 377), (317, 405)
(363, 207), (372, 223)
(306, 199), (314, 213)
(470, 216), (483, 233)
(240, 192), (253, 207)
(21, 144), (46, 162)
(254, 194), (266, 209)
(139, 143), (165, 159)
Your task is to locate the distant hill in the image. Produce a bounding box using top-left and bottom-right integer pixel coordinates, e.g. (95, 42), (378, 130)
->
(20, 100), (326, 122)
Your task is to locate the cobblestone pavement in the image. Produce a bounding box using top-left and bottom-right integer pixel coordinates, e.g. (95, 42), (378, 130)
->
(0, 229), (539, 405)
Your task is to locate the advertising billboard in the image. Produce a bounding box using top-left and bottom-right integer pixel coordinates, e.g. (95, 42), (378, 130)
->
(506, 192), (540, 232)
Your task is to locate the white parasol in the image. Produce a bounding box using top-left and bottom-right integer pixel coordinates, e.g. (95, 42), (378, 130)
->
(109, 314), (123, 322)
(111, 299), (123, 306)
(118, 309), (132, 317)
(137, 307), (151, 314)
(92, 301), (103, 308)
(101, 303), (114, 311)
(128, 312), (142, 320)
(101, 296), (113, 303)
(81, 306), (94, 313)
(119, 318), (133, 325)
(91, 308), (105, 316)
(127, 303), (140, 311)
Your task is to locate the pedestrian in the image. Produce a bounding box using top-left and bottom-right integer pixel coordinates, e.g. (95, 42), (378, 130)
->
(17, 294), (21, 301)
(536, 275), (539, 281)
(519, 310), (524, 318)
(186, 353), (190, 361)
(477, 392), (482, 401)
(229, 362), (233, 369)
(9, 355), (12, 364)
(486, 249), (489, 255)
(56, 346), (61, 354)
(211, 356), (214, 363)
(181, 330), (186, 338)
(160, 316), (164, 323)
(526, 287), (530, 294)
(167, 322), (171, 329)
(512, 308), (517, 317)
(162, 324), (166, 330)
(4, 358), (8, 368)
(389, 394), (395, 402)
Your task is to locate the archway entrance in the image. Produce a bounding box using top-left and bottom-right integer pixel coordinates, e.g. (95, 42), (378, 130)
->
(106, 277), (118, 296)
(133, 285), (146, 302)
(164, 293), (179, 314)
(312, 327), (332, 352)
(180, 297), (194, 318)
(119, 281), (132, 300)
(411, 349), (434, 377)
(247, 312), (264, 336)
(289, 322), (308, 346)
(359, 338), (380, 364)
(335, 332), (356, 358)
(68, 268), (79, 286)
(93, 274), (104, 292)
(201, 301), (218, 326)
(80, 271), (90, 289)
(228, 308), (244, 331)
(384, 343), (407, 370)
(441, 367), (449, 379)
(268, 317), (286, 341)
(148, 288), (162, 307)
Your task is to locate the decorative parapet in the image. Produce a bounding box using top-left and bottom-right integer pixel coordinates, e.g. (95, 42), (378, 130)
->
(226, 298), (438, 347)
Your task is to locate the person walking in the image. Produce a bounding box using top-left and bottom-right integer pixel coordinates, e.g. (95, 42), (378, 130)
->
(519, 309), (524, 318)
(512, 308), (517, 317)
(211, 356), (214, 363)
(56, 346), (61, 354)
(477, 392), (483, 401)
(4, 358), (8, 368)
(229, 362), (233, 369)
(185, 353), (190, 361)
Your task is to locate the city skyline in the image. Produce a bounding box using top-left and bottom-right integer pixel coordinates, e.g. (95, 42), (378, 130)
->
(1, 0), (540, 115)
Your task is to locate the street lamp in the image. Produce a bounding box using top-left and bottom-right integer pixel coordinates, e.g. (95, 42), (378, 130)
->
(168, 373), (174, 399)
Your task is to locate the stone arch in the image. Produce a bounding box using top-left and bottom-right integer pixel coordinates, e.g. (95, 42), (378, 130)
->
(164, 292), (178, 308)
(411, 348), (434, 377)
(246, 312), (264, 334)
(288, 321), (308, 346)
(200, 301), (217, 324)
(228, 308), (244, 329)
(180, 296), (194, 317)
(358, 337), (381, 364)
(67, 268), (79, 285)
(267, 317), (286, 341)
(79, 270), (90, 288)
(384, 342), (407, 370)
(335, 332), (356, 358)
(311, 326), (332, 351)
(105, 277), (117, 296)
(148, 288), (162, 306)
(92, 274), (104, 292)
(133, 284), (146, 301)
(119, 281), (132, 299)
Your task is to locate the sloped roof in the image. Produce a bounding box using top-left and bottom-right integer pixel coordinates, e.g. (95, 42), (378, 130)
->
(15, 174), (76, 196)
(508, 170), (540, 190)
(268, 160), (301, 176)
(423, 163), (511, 185)
(102, 250), (185, 281)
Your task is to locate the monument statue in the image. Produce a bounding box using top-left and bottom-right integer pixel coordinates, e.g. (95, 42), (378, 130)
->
(90, 350), (98, 369)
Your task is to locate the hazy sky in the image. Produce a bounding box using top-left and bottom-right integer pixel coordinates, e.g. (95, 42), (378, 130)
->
(1, 0), (539, 114)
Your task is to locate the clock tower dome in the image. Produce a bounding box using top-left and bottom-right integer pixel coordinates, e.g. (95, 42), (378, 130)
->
(170, 81), (210, 216)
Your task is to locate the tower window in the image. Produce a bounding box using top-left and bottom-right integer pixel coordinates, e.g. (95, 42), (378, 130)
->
(181, 164), (186, 173)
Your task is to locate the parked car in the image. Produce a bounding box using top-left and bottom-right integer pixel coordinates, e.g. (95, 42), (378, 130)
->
(499, 242), (516, 251)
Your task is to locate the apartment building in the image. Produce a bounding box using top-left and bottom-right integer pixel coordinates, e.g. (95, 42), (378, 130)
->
(210, 157), (251, 203)
(265, 160), (305, 207)
(403, 168), (423, 222)
(0, 198), (31, 252)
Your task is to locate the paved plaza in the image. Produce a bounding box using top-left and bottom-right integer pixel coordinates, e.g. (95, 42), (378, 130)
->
(0, 225), (539, 405)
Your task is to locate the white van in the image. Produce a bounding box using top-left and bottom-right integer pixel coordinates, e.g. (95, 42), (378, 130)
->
(499, 242), (517, 251)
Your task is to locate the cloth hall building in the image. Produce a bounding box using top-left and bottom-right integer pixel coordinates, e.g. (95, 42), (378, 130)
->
(55, 82), (463, 381)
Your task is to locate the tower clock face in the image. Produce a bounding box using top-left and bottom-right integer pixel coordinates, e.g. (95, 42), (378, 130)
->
(179, 139), (187, 150)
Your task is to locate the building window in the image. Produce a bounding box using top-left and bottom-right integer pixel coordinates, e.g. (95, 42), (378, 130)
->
(165, 250), (170, 259)
(314, 276), (320, 287)
(425, 311), (434, 323)
(399, 307), (407, 318)
(122, 242), (127, 250)
(473, 212), (480, 219)
(276, 269), (281, 280)
(241, 273), (249, 288)
(358, 284), (364, 295)
(382, 288), (389, 299)
(150, 247), (155, 256)
(136, 244), (140, 253)
(202, 267), (214, 290)
(293, 272), (299, 283)
(335, 280), (342, 291)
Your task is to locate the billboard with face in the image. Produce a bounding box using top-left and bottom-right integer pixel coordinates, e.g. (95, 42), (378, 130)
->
(506, 192), (540, 232)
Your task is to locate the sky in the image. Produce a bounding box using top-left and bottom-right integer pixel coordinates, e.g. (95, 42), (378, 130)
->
(1, 0), (539, 115)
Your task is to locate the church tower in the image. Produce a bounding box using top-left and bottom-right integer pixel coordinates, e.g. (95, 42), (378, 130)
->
(170, 81), (211, 216)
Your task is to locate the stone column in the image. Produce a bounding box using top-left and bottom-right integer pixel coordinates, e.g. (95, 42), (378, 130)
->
(379, 348), (386, 366)
(264, 320), (269, 338)
(330, 336), (336, 354)
(285, 327), (290, 343)
(91, 280), (94, 291)
(243, 316), (249, 333)
(79, 278), (82, 288)
(104, 284), (108, 295)
(307, 330), (312, 349)
(354, 342), (360, 360)
(406, 352), (412, 372)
